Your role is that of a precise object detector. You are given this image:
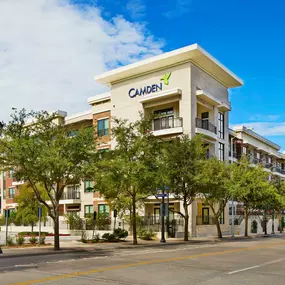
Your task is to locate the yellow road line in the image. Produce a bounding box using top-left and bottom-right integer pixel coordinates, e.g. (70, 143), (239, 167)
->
(10, 241), (285, 285)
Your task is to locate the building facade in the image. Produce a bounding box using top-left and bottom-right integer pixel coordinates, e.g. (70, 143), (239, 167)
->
(1, 43), (284, 236)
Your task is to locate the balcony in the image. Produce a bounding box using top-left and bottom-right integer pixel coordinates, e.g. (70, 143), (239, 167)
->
(195, 118), (217, 140)
(152, 117), (183, 136)
(271, 167), (285, 176)
(58, 192), (81, 204)
(196, 215), (224, 225)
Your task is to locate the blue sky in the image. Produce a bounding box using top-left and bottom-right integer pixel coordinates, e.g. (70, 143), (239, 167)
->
(91, 0), (285, 149)
(1, 0), (285, 149)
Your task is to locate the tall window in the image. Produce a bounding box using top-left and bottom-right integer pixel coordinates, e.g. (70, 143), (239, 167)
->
(97, 118), (109, 137)
(9, 187), (15, 198)
(84, 205), (93, 218)
(3, 189), (6, 199)
(8, 170), (13, 178)
(98, 204), (110, 216)
(84, 180), (93, 193)
(218, 143), (224, 161)
(218, 112), (224, 139)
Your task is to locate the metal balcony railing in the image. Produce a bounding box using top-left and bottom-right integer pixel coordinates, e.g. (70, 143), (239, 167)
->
(196, 215), (217, 225)
(152, 117), (183, 131)
(61, 192), (81, 200)
(195, 118), (217, 134)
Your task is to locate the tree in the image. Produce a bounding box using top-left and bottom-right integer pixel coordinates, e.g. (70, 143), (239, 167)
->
(229, 155), (272, 236)
(200, 158), (231, 238)
(0, 109), (96, 250)
(15, 183), (48, 232)
(93, 116), (160, 245)
(162, 135), (207, 241)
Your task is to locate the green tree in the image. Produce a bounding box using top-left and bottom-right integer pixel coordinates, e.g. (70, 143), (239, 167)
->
(163, 135), (207, 241)
(93, 117), (160, 245)
(200, 158), (231, 238)
(230, 155), (272, 236)
(0, 109), (96, 250)
(15, 183), (48, 232)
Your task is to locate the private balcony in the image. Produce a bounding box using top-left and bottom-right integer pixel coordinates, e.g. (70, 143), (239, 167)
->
(152, 117), (183, 136)
(195, 118), (217, 140)
(59, 192), (81, 204)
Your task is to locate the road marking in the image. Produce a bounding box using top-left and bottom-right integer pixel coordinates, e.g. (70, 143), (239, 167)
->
(228, 258), (285, 275)
(9, 241), (285, 285)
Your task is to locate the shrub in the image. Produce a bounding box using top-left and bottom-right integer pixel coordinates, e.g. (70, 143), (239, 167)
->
(102, 233), (118, 242)
(251, 220), (258, 233)
(29, 235), (38, 244)
(39, 235), (46, 245)
(18, 231), (49, 236)
(114, 228), (128, 240)
(16, 234), (25, 245)
(138, 229), (156, 240)
(7, 236), (14, 246)
(92, 233), (100, 243)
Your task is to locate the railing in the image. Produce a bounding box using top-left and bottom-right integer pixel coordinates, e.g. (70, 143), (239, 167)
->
(195, 118), (217, 134)
(196, 215), (217, 225)
(61, 192), (81, 200)
(263, 162), (272, 169)
(271, 167), (285, 175)
(152, 117), (183, 131)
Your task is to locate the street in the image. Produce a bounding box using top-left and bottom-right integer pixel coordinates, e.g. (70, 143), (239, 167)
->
(0, 237), (285, 285)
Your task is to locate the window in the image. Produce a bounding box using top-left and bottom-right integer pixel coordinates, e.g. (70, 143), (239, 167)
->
(67, 130), (78, 137)
(98, 204), (110, 216)
(154, 208), (160, 224)
(153, 108), (174, 130)
(84, 205), (93, 218)
(9, 187), (15, 198)
(3, 189), (6, 199)
(218, 112), (224, 139)
(218, 143), (224, 161)
(84, 180), (93, 193)
(8, 170), (13, 178)
(97, 118), (109, 137)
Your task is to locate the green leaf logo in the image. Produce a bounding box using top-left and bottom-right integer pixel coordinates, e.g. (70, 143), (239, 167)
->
(161, 72), (172, 85)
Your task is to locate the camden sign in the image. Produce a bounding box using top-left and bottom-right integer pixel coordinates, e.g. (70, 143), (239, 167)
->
(128, 72), (172, 98)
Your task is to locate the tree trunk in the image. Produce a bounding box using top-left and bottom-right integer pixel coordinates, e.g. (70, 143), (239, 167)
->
(31, 222), (34, 233)
(129, 205), (133, 235)
(132, 197), (137, 245)
(244, 211), (248, 237)
(53, 214), (60, 250)
(214, 216), (222, 238)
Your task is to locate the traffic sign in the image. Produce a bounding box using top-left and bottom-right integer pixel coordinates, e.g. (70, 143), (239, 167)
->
(156, 194), (167, 198)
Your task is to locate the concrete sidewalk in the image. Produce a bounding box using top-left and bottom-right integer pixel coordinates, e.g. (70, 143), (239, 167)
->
(0, 234), (283, 259)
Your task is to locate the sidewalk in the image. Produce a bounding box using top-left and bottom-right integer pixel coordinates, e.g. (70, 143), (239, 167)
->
(1, 234), (284, 258)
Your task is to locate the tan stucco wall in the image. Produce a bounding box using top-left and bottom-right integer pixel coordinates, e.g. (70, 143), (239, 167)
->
(110, 62), (192, 133)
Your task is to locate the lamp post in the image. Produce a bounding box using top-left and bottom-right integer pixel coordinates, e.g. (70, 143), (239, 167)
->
(160, 186), (166, 243)
(271, 209), (275, 234)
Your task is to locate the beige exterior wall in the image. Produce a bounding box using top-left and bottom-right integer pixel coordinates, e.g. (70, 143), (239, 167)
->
(110, 62), (192, 132)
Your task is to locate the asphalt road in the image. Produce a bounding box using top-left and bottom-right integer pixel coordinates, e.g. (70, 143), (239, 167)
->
(1, 237), (285, 285)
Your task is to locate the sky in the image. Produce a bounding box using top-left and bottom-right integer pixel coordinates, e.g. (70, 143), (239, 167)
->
(1, 0), (285, 149)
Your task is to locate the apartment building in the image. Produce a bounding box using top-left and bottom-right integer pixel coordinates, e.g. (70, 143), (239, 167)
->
(88, 43), (243, 237)
(1, 43), (284, 237)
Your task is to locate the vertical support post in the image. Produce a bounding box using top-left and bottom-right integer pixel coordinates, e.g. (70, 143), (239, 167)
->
(38, 207), (42, 246)
(160, 187), (166, 243)
(147, 213), (150, 232)
(231, 200), (235, 237)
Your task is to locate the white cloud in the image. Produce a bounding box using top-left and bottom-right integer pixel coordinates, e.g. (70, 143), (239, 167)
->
(126, 0), (146, 20)
(249, 114), (280, 122)
(163, 0), (192, 19)
(231, 122), (285, 136)
(0, 0), (164, 122)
